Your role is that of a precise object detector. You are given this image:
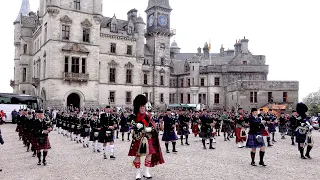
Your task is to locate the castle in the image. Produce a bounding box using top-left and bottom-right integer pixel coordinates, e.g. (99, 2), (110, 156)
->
(11, 0), (299, 111)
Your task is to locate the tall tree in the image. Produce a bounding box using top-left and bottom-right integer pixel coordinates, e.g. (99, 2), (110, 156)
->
(303, 88), (320, 115)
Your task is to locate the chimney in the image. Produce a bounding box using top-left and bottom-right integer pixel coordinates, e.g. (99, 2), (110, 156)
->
(197, 47), (201, 55)
(241, 36), (249, 54)
(234, 39), (241, 56)
(220, 44), (225, 57)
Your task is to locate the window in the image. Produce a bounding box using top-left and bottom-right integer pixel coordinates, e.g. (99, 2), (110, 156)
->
(187, 78), (190, 87)
(160, 75), (164, 86)
(82, 58), (86, 73)
(110, 43), (116, 53)
(243, 61), (247, 65)
(180, 79), (184, 87)
(192, 78), (195, 85)
(250, 91), (258, 103)
(127, 45), (132, 55)
(160, 93), (164, 103)
(126, 69), (132, 83)
(111, 23), (117, 32)
(109, 68), (116, 83)
(169, 94), (172, 103)
(128, 26), (133, 34)
(187, 94), (191, 104)
(198, 94), (202, 104)
(44, 23), (47, 42)
(62, 25), (70, 40)
(23, 44), (27, 54)
(83, 28), (90, 42)
(43, 60), (46, 79)
(160, 43), (165, 49)
(172, 94), (175, 103)
(203, 94), (206, 104)
(283, 92), (288, 102)
(201, 78), (205, 86)
(74, 0), (80, 10)
(22, 90), (26, 94)
(268, 92), (273, 102)
(109, 91), (115, 103)
(214, 77), (220, 86)
(126, 92), (132, 103)
(22, 68), (27, 82)
(160, 58), (165, 66)
(172, 79), (175, 87)
(180, 94), (184, 103)
(64, 56), (69, 73)
(144, 74), (148, 85)
(169, 79), (172, 87)
(193, 66), (194, 71)
(214, 94), (220, 104)
(71, 57), (80, 73)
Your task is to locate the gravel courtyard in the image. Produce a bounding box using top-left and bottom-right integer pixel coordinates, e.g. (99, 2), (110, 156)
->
(0, 124), (319, 180)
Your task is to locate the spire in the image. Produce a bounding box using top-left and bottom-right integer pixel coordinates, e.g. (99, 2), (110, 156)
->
(15, 0), (31, 22)
(146, 0), (172, 11)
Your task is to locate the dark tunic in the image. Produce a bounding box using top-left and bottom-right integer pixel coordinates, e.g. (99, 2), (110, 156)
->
(246, 116), (265, 148)
(33, 118), (52, 150)
(90, 118), (100, 141)
(200, 115), (213, 139)
(161, 115), (178, 141)
(119, 115), (131, 133)
(177, 115), (190, 136)
(98, 113), (117, 143)
(80, 117), (91, 137)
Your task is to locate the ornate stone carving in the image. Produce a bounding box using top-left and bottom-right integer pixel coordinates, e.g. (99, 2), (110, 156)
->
(60, 15), (72, 24)
(93, 15), (103, 24)
(108, 60), (118, 67)
(159, 68), (165, 74)
(62, 43), (89, 54)
(81, 19), (92, 28)
(64, 72), (89, 82)
(47, 8), (60, 18)
(125, 62), (134, 69)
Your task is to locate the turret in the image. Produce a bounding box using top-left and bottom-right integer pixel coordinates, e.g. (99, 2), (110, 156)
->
(134, 16), (145, 58)
(15, 0), (30, 24)
(127, 9), (138, 21)
(197, 47), (202, 56)
(93, 0), (103, 15)
(241, 37), (249, 54)
(170, 40), (180, 58)
(220, 44), (225, 57)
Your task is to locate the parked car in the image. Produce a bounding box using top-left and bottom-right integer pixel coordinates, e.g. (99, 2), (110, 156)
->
(312, 117), (319, 130)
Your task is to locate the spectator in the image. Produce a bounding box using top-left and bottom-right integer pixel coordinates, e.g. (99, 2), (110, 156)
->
(11, 109), (18, 124)
(0, 127), (4, 172)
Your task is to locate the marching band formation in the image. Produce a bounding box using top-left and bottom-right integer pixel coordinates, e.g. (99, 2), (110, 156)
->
(14, 94), (315, 180)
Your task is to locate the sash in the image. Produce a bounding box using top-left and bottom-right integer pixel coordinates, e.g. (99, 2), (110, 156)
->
(136, 113), (149, 127)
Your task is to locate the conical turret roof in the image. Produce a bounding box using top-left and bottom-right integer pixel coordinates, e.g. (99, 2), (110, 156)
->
(15, 0), (31, 22)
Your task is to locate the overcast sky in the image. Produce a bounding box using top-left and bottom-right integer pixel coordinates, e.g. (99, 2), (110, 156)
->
(1, 0), (319, 101)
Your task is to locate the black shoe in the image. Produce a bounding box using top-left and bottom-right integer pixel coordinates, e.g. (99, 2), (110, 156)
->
(259, 162), (266, 166)
(301, 156), (307, 159)
(32, 154), (36, 157)
(292, 142), (295, 145)
(172, 150), (178, 153)
(181, 142), (183, 145)
(43, 160), (47, 166)
(122, 139), (124, 141)
(83, 144), (86, 148)
(110, 155), (116, 160)
(185, 142), (190, 145)
(37, 161), (41, 165)
(86, 144), (89, 148)
(251, 162), (257, 166)
(272, 140), (277, 142)
(0, 169), (2, 172)
(305, 154), (312, 159)
(268, 144), (273, 147)
(209, 146), (215, 149)
(97, 149), (100, 153)
(203, 146), (207, 149)
(166, 150), (170, 153)
(227, 137), (230, 141)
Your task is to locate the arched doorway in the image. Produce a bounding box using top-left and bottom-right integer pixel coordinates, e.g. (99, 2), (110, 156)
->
(67, 93), (80, 108)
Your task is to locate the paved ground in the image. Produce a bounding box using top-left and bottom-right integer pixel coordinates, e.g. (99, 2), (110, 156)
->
(0, 124), (319, 180)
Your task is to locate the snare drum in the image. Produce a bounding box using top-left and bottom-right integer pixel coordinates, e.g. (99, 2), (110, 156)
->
(94, 132), (99, 137)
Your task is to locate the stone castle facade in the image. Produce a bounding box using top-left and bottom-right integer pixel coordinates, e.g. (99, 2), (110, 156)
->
(11, 0), (299, 112)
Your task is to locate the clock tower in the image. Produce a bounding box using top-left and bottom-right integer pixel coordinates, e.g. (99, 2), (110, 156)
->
(145, 0), (174, 109)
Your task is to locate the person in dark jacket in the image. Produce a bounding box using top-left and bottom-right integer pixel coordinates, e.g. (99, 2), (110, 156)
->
(0, 128), (4, 172)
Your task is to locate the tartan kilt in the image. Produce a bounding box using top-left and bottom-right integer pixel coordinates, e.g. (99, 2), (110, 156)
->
(235, 127), (247, 142)
(287, 127), (294, 136)
(56, 121), (62, 128)
(246, 134), (265, 148)
(18, 128), (24, 137)
(98, 131), (114, 143)
(90, 131), (100, 141)
(128, 138), (156, 156)
(162, 130), (178, 141)
(81, 127), (90, 137)
(120, 125), (130, 133)
(74, 126), (81, 135)
(221, 124), (231, 133)
(192, 124), (200, 135)
(25, 132), (33, 142)
(177, 126), (190, 136)
(279, 125), (287, 133)
(34, 136), (51, 150)
(214, 123), (221, 130)
(200, 128), (213, 139)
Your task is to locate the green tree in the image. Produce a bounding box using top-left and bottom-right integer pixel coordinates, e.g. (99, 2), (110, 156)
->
(303, 88), (320, 116)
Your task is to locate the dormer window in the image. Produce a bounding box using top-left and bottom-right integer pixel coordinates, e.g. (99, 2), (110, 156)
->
(111, 23), (117, 32)
(128, 26), (133, 34)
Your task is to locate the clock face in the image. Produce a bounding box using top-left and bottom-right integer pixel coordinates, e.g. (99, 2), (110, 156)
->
(148, 15), (154, 27)
(158, 15), (168, 26)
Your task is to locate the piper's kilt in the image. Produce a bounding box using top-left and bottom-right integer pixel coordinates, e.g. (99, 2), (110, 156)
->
(235, 127), (247, 142)
(221, 124), (231, 133)
(57, 121), (62, 128)
(287, 127), (294, 136)
(279, 125), (287, 133)
(34, 136), (51, 150)
(214, 122), (221, 130)
(128, 138), (156, 156)
(200, 128), (213, 139)
(267, 125), (276, 133)
(69, 124), (75, 132)
(162, 130), (178, 141)
(246, 134), (265, 148)
(90, 131), (100, 141)
(120, 125), (130, 133)
(177, 126), (190, 136)
(295, 133), (306, 143)
(74, 126), (81, 135)
(192, 124), (200, 135)
(99, 130), (114, 143)
(81, 127), (90, 137)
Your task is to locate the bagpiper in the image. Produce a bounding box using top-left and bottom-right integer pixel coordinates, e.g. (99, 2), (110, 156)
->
(199, 109), (215, 149)
(161, 109), (178, 153)
(90, 112), (101, 153)
(235, 108), (248, 148)
(80, 112), (91, 148)
(128, 94), (164, 180)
